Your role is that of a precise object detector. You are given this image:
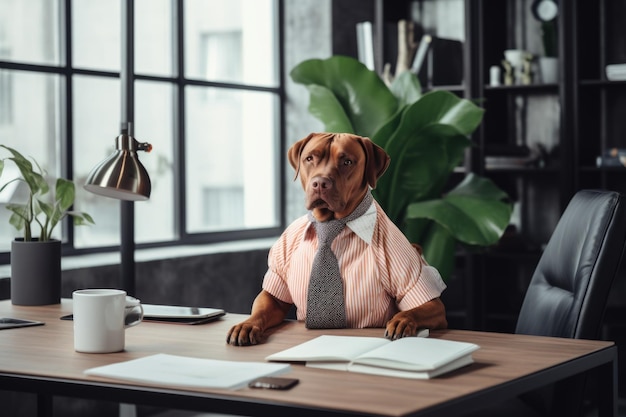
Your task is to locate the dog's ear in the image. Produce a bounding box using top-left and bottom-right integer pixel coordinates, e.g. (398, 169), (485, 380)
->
(287, 133), (317, 180)
(358, 137), (390, 188)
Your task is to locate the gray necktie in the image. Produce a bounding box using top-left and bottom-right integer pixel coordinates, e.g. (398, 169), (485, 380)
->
(306, 191), (374, 329)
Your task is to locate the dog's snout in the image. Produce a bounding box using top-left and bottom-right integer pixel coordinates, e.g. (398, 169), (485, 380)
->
(311, 176), (333, 190)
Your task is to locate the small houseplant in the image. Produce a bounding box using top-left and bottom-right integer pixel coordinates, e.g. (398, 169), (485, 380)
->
(290, 56), (512, 280)
(0, 144), (94, 305)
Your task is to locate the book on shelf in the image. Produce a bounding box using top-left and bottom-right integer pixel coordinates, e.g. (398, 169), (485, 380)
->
(412, 35), (464, 87)
(411, 34), (432, 75)
(266, 334), (479, 380)
(356, 21), (375, 71)
(484, 144), (547, 169)
(485, 156), (537, 169)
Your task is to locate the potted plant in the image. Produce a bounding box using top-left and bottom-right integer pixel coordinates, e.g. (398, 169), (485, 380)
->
(531, 0), (559, 84)
(290, 56), (512, 280)
(0, 145), (94, 305)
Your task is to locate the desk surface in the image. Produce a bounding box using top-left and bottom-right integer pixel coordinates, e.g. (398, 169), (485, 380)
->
(0, 300), (616, 417)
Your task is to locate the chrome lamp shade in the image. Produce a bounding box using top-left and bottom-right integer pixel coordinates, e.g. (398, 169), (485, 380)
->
(84, 133), (152, 201)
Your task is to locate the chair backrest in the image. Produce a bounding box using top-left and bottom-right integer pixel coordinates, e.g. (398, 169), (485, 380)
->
(515, 189), (626, 339)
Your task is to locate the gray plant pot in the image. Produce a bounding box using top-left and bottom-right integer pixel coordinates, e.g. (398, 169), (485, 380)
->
(11, 239), (62, 305)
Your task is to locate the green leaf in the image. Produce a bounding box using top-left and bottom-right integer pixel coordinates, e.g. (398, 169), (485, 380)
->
(420, 223), (457, 281)
(55, 178), (75, 213)
(70, 212), (95, 226)
(0, 145), (48, 197)
(405, 174), (512, 246)
(389, 71), (422, 107)
(290, 56), (398, 136)
(306, 85), (355, 133)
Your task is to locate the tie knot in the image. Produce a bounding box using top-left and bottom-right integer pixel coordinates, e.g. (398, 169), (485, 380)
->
(315, 220), (345, 245)
(308, 191), (375, 246)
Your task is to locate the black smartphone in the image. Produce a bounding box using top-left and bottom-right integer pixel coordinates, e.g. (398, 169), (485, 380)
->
(248, 377), (299, 390)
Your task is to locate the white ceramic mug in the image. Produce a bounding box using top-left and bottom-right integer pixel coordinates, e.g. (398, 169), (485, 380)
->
(73, 289), (143, 353)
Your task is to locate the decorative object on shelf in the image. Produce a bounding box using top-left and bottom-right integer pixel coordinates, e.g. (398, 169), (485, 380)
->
(521, 54), (534, 85)
(290, 56), (512, 280)
(596, 148), (626, 168)
(531, 0), (559, 23)
(538, 56), (558, 84)
(503, 50), (533, 85)
(532, 0), (559, 84)
(605, 64), (626, 81)
(383, 19), (418, 85)
(502, 59), (514, 86)
(489, 65), (501, 87)
(0, 145), (94, 305)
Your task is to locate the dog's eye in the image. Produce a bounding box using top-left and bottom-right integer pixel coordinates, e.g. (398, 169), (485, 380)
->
(305, 156), (314, 162)
(344, 159), (353, 166)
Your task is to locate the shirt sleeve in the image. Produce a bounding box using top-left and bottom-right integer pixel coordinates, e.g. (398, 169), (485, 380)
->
(396, 264), (447, 310)
(375, 204), (447, 310)
(261, 216), (310, 304)
(262, 234), (294, 304)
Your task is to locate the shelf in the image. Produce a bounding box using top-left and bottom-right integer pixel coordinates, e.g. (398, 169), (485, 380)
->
(581, 166), (626, 172)
(484, 166), (559, 174)
(426, 85), (465, 94)
(579, 79), (626, 87)
(484, 84), (559, 94)
(368, 0), (625, 334)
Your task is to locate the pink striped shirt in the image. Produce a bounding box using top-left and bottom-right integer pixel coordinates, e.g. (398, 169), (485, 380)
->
(263, 201), (446, 328)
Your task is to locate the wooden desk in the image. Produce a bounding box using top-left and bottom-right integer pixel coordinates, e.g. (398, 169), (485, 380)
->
(0, 300), (617, 417)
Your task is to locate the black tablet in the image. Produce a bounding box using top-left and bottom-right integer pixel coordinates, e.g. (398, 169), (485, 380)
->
(0, 317), (45, 330)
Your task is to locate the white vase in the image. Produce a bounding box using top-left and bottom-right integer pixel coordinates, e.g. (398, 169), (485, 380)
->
(539, 57), (559, 84)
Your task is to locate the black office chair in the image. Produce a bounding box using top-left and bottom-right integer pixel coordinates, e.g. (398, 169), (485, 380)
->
(516, 189), (626, 339)
(468, 189), (626, 417)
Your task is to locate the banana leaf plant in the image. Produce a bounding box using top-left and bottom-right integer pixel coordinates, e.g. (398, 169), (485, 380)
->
(290, 55), (512, 280)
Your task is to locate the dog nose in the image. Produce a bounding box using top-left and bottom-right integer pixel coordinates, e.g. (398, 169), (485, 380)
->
(311, 176), (332, 190)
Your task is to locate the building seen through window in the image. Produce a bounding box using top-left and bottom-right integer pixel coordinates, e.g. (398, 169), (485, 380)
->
(0, 0), (282, 255)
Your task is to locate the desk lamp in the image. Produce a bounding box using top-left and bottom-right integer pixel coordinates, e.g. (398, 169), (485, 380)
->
(84, 0), (149, 295)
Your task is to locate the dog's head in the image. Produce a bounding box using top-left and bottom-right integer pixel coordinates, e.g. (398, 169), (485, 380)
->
(288, 132), (390, 222)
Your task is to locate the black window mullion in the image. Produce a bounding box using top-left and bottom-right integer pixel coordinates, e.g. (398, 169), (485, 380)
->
(175, 0), (186, 240)
(64, 0), (75, 250)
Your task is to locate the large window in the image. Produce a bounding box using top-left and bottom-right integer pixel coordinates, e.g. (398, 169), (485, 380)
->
(0, 0), (283, 256)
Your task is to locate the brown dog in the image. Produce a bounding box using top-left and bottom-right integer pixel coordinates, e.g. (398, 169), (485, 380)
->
(227, 133), (447, 346)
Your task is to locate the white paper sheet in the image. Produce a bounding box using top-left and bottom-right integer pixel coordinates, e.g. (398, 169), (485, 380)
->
(85, 353), (292, 390)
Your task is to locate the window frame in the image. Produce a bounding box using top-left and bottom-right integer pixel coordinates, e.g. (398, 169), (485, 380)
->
(0, 0), (286, 264)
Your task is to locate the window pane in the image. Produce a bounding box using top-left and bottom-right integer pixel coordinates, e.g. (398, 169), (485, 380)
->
(184, 0), (278, 87)
(0, 70), (61, 250)
(134, 80), (175, 243)
(72, 75), (121, 248)
(135, 0), (174, 77)
(185, 86), (279, 233)
(0, 0), (61, 65)
(72, 0), (120, 72)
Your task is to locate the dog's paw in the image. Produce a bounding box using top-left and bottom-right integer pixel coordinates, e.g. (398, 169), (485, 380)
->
(226, 322), (264, 346)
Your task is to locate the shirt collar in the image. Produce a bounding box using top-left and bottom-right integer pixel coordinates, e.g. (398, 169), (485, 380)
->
(305, 201), (377, 245)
